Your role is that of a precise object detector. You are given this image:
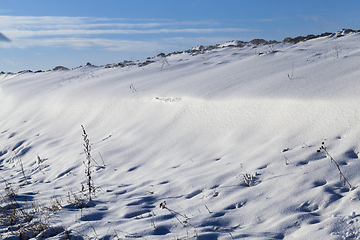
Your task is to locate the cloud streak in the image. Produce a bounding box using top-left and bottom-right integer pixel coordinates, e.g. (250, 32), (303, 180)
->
(4, 28), (255, 38)
(5, 37), (166, 52)
(298, 15), (334, 24)
(0, 15), (257, 50)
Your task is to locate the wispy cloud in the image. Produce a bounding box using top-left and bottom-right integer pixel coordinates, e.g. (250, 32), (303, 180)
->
(4, 28), (255, 38)
(5, 37), (165, 52)
(234, 18), (280, 23)
(0, 15), (256, 50)
(298, 15), (334, 24)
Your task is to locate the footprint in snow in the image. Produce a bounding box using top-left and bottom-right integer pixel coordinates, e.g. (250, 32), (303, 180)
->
(312, 179), (327, 187)
(186, 189), (202, 199)
(79, 211), (106, 221)
(344, 149), (358, 159)
(299, 201), (319, 212)
(127, 165), (140, 172)
(12, 140), (26, 151)
(8, 132), (16, 138)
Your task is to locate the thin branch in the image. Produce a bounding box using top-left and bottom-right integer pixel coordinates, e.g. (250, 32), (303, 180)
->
(318, 142), (352, 189)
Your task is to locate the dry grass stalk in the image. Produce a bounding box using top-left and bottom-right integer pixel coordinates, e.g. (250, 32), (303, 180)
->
(12, 150), (28, 184)
(317, 142), (352, 189)
(160, 201), (198, 237)
(81, 125), (95, 201)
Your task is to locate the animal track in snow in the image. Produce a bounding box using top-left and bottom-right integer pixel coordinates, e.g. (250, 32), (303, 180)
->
(12, 140), (26, 151)
(344, 149), (358, 159)
(127, 165), (140, 172)
(211, 211), (226, 218)
(123, 208), (152, 219)
(186, 189), (202, 199)
(299, 201), (319, 212)
(8, 132), (16, 138)
(312, 179), (327, 187)
(225, 202), (246, 210)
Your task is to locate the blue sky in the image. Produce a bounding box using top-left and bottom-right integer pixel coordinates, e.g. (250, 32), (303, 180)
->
(1, 0), (359, 72)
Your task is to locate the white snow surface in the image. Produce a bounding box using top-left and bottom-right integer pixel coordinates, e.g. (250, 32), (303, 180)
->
(1, 32), (360, 239)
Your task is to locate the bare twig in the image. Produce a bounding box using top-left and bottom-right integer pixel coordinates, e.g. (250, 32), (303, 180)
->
(204, 204), (211, 213)
(98, 152), (105, 166)
(317, 142), (352, 188)
(160, 201), (198, 237)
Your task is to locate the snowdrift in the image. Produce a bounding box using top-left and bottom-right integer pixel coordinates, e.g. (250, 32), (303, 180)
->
(1, 31), (360, 239)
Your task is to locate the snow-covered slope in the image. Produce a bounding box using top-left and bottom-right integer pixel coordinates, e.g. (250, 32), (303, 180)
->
(1, 31), (360, 239)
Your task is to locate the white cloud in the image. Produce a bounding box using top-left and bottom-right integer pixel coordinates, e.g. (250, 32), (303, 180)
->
(0, 15), (257, 50)
(0, 16), (241, 33)
(0, 16), (163, 30)
(4, 28), (255, 38)
(3, 37), (166, 53)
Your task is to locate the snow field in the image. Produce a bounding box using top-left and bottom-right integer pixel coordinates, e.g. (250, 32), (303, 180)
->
(1, 31), (360, 239)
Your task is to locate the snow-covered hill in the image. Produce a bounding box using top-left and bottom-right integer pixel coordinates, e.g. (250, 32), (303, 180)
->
(1, 30), (360, 239)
